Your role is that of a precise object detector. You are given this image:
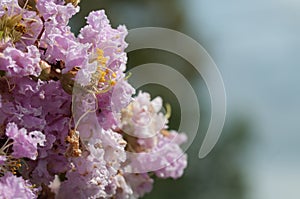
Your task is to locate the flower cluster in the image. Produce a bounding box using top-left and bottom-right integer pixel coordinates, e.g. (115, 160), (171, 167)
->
(0, 0), (187, 198)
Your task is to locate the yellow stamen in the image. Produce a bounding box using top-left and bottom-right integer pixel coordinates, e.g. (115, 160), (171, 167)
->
(99, 70), (107, 83)
(96, 49), (108, 66)
(110, 80), (116, 86)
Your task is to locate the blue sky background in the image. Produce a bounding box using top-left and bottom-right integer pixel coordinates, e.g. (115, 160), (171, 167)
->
(182, 0), (300, 198)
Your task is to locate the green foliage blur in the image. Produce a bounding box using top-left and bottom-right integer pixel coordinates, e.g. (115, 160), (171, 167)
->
(70, 1), (250, 198)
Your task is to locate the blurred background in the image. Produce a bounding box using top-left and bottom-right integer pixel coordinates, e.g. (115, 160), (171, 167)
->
(70, 0), (300, 198)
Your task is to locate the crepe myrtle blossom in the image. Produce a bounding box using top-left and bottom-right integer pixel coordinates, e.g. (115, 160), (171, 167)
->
(5, 122), (46, 160)
(0, 172), (38, 199)
(0, 0), (188, 198)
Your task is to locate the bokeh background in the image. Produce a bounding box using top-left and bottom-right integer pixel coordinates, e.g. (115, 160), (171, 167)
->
(70, 0), (300, 198)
